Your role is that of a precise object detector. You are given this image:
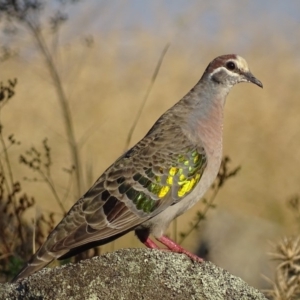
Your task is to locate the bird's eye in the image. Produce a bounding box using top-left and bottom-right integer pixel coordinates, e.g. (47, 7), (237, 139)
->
(226, 61), (236, 70)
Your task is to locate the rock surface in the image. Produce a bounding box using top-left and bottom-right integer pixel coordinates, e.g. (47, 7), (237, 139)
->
(1, 248), (268, 300)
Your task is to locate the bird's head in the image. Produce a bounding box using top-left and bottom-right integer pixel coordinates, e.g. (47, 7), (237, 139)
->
(204, 54), (263, 89)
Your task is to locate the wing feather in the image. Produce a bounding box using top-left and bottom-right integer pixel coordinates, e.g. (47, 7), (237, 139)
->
(13, 118), (207, 281)
(47, 129), (207, 252)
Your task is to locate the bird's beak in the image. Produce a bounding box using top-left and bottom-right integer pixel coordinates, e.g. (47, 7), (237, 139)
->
(244, 72), (263, 88)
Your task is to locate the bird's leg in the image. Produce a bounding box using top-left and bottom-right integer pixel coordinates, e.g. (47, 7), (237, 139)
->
(156, 235), (204, 262)
(135, 228), (160, 249)
(135, 228), (203, 261)
(143, 237), (160, 249)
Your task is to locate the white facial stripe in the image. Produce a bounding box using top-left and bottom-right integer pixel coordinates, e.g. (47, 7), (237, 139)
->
(209, 66), (240, 78)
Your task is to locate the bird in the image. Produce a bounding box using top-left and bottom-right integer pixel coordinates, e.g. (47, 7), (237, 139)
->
(12, 54), (262, 282)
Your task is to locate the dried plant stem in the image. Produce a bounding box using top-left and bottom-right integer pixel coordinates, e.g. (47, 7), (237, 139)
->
(172, 219), (178, 243)
(36, 168), (66, 214)
(0, 129), (14, 191)
(32, 213), (36, 253)
(178, 157), (240, 245)
(124, 43), (170, 151)
(24, 19), (83, 198)
(178, 186), (219, 245)
(0, 131), (24, 247)
(265, 236), (300, 299)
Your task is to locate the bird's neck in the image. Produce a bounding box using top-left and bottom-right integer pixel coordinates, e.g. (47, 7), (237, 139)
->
(181, 82), (229, 154)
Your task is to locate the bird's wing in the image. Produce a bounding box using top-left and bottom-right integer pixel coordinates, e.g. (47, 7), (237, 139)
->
(49, 124), (207, 253)
(13, 122), (207, 281)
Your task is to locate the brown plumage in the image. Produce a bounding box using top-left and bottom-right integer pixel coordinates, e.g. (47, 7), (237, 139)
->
(12, 54), (262, 282)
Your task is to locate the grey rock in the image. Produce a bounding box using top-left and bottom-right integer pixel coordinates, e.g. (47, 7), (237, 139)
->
(1, 248), (268, 300)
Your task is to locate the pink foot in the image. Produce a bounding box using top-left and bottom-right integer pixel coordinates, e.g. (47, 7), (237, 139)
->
(143, 237), (160, 249)
(157, 235), (204, 262)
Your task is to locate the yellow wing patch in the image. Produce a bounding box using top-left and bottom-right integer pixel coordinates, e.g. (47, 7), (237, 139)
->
(119, 149), (205, 213)
(153, 149), (204, 198)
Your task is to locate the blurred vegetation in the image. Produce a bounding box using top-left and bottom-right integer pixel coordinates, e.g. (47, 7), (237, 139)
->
(0, 79), (56, 281)
(265, 236), (300, 300)
(0, 0), (299, 297)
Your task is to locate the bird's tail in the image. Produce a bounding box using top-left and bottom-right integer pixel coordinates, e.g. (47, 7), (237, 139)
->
(11, 249), (59, 282)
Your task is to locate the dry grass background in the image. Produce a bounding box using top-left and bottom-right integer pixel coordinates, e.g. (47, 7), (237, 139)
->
(1, 0), (300, 290)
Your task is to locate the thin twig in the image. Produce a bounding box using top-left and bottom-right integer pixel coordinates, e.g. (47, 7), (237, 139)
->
(178, 157), (240, 245)
(178, 187), (219, 245)
(0, 129), (14, 189)
(124, 43), (170, 151)
(37, 168), (66, 214)
(0, 129), (26, 247)
(24, 18), (83, 198)
(32, 212), (36, 254)
(173, 218), (178, 243)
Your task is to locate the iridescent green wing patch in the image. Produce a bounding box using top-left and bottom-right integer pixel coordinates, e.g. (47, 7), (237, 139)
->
(118, 174), (159, 214)
(118, 148), (206, 214)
